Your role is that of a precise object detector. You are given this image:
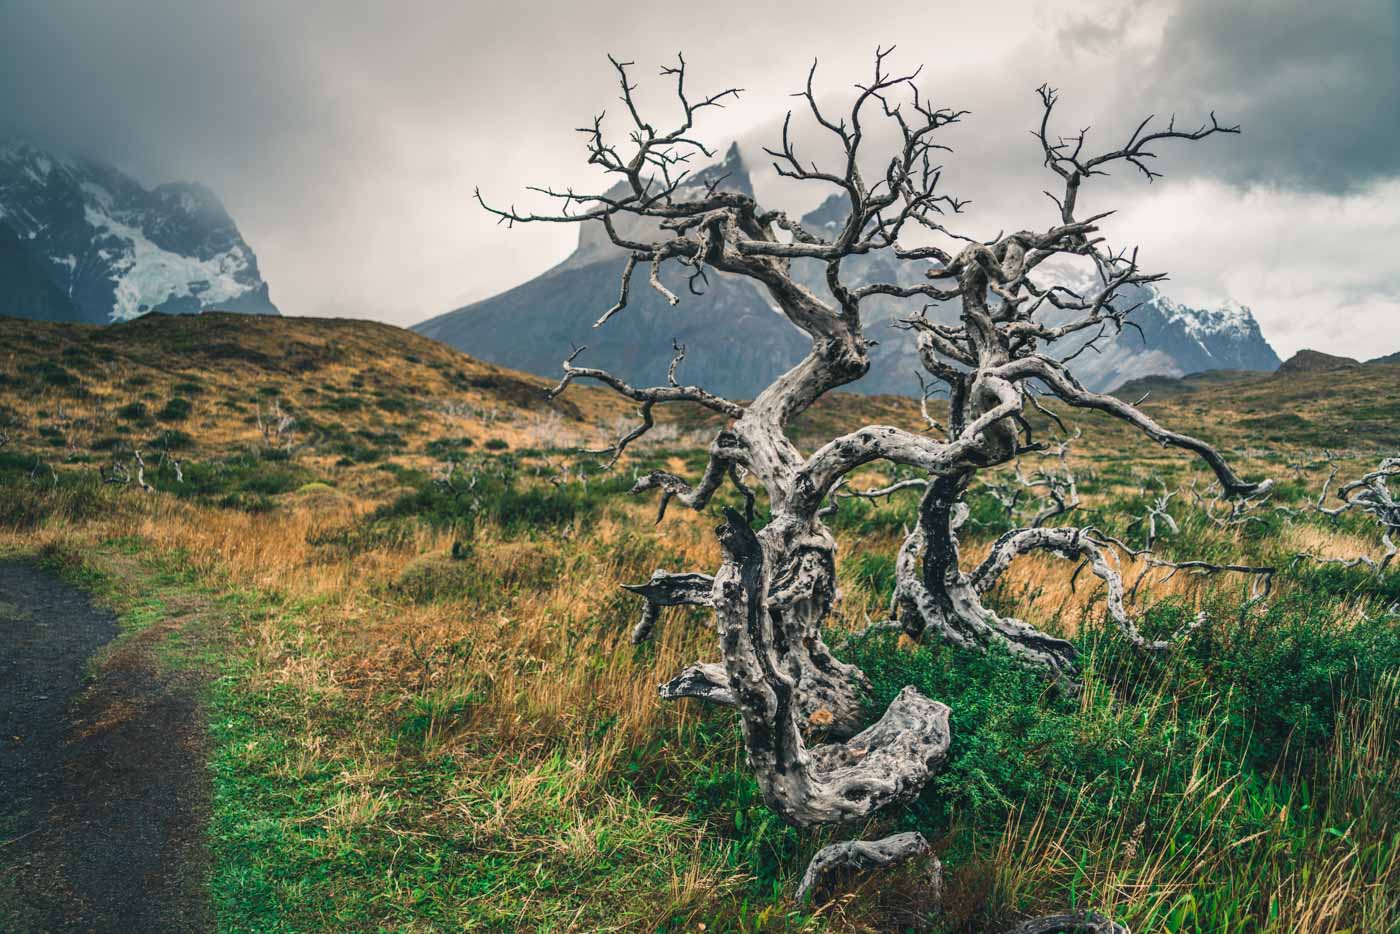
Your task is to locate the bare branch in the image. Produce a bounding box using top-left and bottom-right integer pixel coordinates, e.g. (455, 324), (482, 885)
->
(551, 345), (742, 418)
(621, 569), (714, 643)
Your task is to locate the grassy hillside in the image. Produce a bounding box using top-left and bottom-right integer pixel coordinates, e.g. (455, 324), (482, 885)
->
(1115, 357), (1400, 449)
(1, 314), (1397, 932)
(0, 311), (633, 458)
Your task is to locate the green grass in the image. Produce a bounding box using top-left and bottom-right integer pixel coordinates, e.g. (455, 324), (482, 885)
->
(192, 552), (1397, 930)
(378, 452), (637, 537)
(206, 675), (749, 931)
(1, 340), (1397, 931)
(5, 442), (1400, 929)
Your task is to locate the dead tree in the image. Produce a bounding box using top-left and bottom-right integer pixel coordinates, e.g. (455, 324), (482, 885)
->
(257, 399), (296, 449)
(256, 399), (320, 458)
(30, 455), (58, 485)
(1298, 455), (1400, 572)
(156, 451), (184, 484)
(100, 449), (154, 493)
(1127, 488), (1178, 550)
(1018, 430), (1081, 527)
(1188, 474), (1275, 530)
(480, 50), (1268, 897)
(969, 430), (1083, 530)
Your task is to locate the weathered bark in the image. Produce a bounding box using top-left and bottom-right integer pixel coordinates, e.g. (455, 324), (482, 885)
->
(713, 508), (951, 826)
(893, 475), (1079, 678)
(796, 831), (939, 903)
(1003, 912), (1130, 934)
(659, 661), (734, 707)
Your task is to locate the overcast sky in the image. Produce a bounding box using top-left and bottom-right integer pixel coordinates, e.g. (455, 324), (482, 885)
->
(2, 0), (1397, 358)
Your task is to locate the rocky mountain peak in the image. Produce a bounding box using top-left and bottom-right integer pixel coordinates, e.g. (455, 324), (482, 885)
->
(0, 140), (278, 324)
(570, 143), (756, 268)
(799, 192), (853, 233)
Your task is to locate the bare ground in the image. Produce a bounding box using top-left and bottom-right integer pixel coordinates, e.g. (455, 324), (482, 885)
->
(0, 559), (211, 933)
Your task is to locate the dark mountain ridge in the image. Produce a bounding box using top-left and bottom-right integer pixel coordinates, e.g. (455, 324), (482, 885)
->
(0, 220), (80, 321)
(1276, 348), (1362, 375)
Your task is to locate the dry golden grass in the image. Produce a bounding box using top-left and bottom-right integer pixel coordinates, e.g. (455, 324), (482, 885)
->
(4, 313), (1397, 930)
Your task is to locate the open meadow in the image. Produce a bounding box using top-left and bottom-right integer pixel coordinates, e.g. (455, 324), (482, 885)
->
(1, 313), (1398, 932)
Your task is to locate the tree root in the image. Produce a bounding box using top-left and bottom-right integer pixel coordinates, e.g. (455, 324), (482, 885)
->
(796, 831), (939, 903)
(1003, 911), (1130, 934)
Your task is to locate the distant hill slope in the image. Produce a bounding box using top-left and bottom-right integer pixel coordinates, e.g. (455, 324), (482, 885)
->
(1115, 350), (1400, 449)
(0, 141), (278, 323)
(1275, 349), (1362, 376)
(0, 313), (622, 458)
(418, 144), (1280, 396)
(0, 314), (920, 464)
(2, 315), (1389, 487)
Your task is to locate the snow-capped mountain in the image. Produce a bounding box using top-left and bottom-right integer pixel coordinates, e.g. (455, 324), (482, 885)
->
(0, 141), (278, 324)
(957, 262), (1281, 393)
(416, 145), (1278, 394)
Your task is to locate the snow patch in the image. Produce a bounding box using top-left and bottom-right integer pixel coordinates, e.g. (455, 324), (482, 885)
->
(83, 204), (254, 321)
(1151, 286), (1256, 342)
(1032, 260), (1260, 343)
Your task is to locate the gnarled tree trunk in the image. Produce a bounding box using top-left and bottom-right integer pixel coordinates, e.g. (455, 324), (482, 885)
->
(480, 48), (1270, 900)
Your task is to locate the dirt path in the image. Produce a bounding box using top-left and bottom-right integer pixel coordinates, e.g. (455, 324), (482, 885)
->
(0, 559), (212, 933)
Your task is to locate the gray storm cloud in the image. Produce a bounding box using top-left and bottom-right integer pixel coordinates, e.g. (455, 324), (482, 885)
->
(1143, 0), (1400, 192)
(1, 0), (1396, 357)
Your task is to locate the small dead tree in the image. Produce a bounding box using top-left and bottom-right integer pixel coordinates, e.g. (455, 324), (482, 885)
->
(152, 431), (186, 483)
(1299, 455), (1400, 572)
(480, 50), (1269, 898)
(100, 449), (154, 493)
(256, 399), (295, 447)
(1128, 488), (1178, 551)
(1188, 473), (1275, 531)
(257, 399), (319, 458)
(156, 450), (184, 484)
(1018, 430), (1082, 527)
(30, 455), (58, 485)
